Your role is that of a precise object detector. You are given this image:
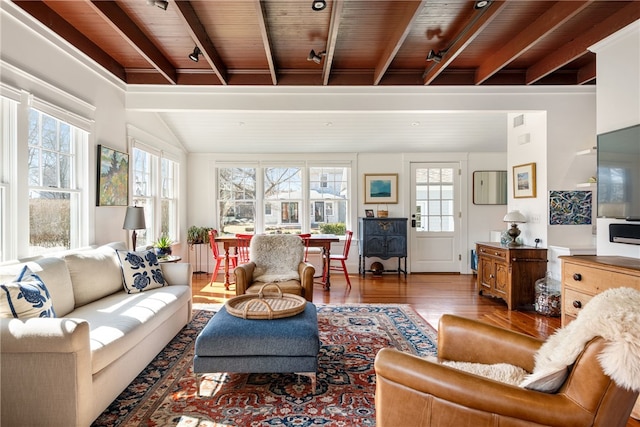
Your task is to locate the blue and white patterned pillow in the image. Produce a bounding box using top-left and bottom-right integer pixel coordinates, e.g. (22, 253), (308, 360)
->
(0, 266), (56, 318)
(116, 250), (167, 293)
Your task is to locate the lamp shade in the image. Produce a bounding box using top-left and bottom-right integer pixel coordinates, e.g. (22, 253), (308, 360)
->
(123, 206), (146, 230)
(503, 210), (527, 223)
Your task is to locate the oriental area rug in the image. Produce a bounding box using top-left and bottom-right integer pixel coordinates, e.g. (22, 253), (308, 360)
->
(92, 304), (438, 427)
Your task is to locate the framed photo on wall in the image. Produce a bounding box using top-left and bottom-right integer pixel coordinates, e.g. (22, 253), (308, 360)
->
(364, 173), (398, 204)
(97, 145), (129, 206)
(513, 162), (536, 198)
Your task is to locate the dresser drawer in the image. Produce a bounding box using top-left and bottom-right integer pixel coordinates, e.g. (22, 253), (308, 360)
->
(563, 287), (594, 319)
(477, 245), (507, 262)
(562, 262), (640, 294)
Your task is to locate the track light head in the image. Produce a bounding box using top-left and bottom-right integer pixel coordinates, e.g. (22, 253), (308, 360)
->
(189, 46), (201, 62)
(307, 49), (326, 64)
(474, 0), (492, 9)
(426, 49), (443, 63)
(147, 0), (168, 10)
(311, 0), (326, 11)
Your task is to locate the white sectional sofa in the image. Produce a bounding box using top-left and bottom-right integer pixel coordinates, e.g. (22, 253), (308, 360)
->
(0, 242), (192, 427)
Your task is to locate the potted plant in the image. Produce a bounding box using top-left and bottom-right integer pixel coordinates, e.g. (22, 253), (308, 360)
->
(154, 235), (173, 257)
(187, 226), (213, 246)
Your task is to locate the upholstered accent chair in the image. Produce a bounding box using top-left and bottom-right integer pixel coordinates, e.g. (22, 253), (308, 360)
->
(234, 234), (315, 302)
(375, 305), (640, 427)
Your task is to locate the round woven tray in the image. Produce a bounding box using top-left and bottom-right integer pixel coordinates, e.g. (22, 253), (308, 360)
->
(225, 284), (307, 320)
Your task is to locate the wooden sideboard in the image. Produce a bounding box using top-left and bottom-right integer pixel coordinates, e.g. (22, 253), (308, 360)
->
(559, 255), (640, 326)
(476, 242), (548, 310)
(559, 255), (640, 420)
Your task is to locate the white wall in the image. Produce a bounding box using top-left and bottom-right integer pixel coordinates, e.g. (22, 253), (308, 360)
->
(591, 20), (640, 258)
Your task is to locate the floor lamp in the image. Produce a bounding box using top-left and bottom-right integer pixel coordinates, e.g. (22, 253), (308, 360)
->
(123, 206), (146, 250)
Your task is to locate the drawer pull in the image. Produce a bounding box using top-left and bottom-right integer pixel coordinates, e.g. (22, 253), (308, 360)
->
(573, 273), (582, 281)
(573, 300), (582, 309)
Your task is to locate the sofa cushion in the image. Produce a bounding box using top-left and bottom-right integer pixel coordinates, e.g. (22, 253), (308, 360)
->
(0, 266), (56, 318)
(66, 285), (190, 374)
(29, 257), (76, 317)
(116, 250), (167, 293)
(64, 245), (123, 308)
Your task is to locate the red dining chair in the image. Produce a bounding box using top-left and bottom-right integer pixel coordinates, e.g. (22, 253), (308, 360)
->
(208, 230), (237, 283)
(235, 233), (253, 264)
(323, 230), (353, 288)
(297, 233), (312, 262)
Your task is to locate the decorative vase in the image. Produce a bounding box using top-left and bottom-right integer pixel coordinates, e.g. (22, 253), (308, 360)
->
(155, 247), (172, 257)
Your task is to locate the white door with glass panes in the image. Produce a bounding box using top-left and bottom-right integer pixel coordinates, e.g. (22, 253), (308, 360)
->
(410, 163), (461, 272)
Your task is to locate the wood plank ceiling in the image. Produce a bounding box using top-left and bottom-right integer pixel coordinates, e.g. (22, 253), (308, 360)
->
(12, 0), (640, 87)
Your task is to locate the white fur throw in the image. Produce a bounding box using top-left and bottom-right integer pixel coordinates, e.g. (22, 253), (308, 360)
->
(531, 287), (640, 392)
(250, 234), (304, 283)
(425, 356), (528, 385)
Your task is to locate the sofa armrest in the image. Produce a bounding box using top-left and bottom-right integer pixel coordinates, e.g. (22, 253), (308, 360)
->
(374, 348), (591, 427)
(438, 314), (542, 371)
(234, 262), (256, 295)
(1, 318), (94, 426)
(298, 262), (315, 302)
(160, 262), (193, 287)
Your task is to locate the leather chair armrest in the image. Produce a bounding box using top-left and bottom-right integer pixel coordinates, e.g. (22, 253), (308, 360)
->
(438, 314), (542, 371)
(374, 348), (591, 427)
(233, 262), (256, 296)
(298, 262), (315, 302)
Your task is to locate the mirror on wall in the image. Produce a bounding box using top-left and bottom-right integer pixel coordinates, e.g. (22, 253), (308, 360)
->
(473, 171), (507, 205)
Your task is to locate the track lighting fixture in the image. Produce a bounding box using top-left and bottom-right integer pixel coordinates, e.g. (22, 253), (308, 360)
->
(426, 49), (443, 63)
(188, 46), (201, 62)
(311, 0), (326, 11)
(474, 0), (492, 9)
(307, 49), (326, 64)
(146, 0), (168, 10)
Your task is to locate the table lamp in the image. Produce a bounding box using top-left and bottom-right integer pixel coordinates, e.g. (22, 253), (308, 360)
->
(123, 206), (146, 250)
(503, 210), (526, 246)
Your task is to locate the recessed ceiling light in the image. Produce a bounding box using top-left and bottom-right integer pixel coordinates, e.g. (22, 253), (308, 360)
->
(411, 121), (421, 127)
(312, 0), (326, 11)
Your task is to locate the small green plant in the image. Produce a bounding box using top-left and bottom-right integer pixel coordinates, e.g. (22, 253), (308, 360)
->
(154, 234), (173, 249)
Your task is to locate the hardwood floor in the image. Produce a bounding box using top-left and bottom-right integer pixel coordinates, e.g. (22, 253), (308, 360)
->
(191, 271), (639, 427)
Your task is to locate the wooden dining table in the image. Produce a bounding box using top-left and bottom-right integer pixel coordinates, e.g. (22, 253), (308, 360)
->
(214, 234), (340, 291)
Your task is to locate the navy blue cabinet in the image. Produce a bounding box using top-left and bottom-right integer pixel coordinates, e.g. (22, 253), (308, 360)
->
(358, 217), (407, 276)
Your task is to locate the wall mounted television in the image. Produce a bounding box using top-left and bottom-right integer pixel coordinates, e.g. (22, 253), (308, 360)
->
(597, 123), (640, 220)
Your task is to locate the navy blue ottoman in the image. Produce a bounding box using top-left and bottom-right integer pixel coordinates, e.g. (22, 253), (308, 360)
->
(194, 303), (320, 393)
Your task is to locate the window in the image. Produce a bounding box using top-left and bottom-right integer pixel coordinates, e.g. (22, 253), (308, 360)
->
(132, 145), (179, 248)
(217, 163), (350, 236)
(27, 108), (85, 255)
(265, 167), (302, 233)
(218, 167), (256, 234)
(415, 167), (455, 232)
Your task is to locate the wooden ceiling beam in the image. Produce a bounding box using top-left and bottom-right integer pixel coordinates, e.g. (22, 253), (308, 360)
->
(577, 56), (596, 85)
(322, 0), (344, 86)
(13, 1), (126, 82)
(475, 1), (593, 85)
(423, 0), (508, 86)
(526, 1), (640, 85)
(254, 0), (277, 85)
(373, 0), (427, 86)
(87, 0), (177, 84)
(172, 0), (228, 85)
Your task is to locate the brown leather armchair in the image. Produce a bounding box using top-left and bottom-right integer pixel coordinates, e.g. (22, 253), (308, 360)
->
(233, 234), (315, 302)
(375, 314), (639, 427)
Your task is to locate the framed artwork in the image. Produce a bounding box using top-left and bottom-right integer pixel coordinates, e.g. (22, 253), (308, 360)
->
(512, 163), (536, 198)
(97, 145), (129, 206)
(364, 173), (398, 204)
(549, 190), (592, 225)
(365, 209), (375, 218)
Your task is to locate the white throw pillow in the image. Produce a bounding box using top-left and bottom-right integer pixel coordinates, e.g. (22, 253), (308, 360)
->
(0, 266), (56, 318)
(116, 250), (167, 293)
(519, 366), (569, 393)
